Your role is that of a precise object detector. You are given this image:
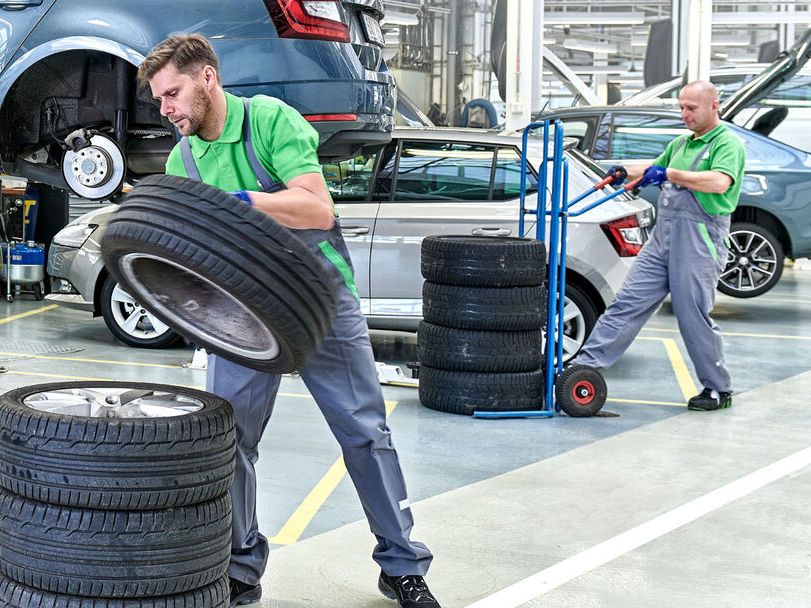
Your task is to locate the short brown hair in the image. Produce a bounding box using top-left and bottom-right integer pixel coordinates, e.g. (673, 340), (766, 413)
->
(137, 33), (220, 83)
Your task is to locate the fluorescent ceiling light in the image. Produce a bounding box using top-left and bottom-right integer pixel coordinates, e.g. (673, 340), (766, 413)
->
(631, 35), (648, 47)
(545, 11), (645, 25)
(713, 11), (811, 24)
(381, 11), (419, 26)
(711, 35), (751, 46)
(726, 55), (759, 63)
(571, 66), (624, 74)
(563, 39), (617, 54)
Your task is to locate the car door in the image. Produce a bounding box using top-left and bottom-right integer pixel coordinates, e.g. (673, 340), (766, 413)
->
(0, 0), (57, 75)
(367, 138), (538, 320)
(322, 149), (386, 315)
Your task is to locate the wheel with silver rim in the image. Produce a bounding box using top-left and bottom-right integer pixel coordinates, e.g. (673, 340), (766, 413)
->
(717, 222), (784, 298)
(99, 275), (180, 348)
(61, 133), (126, 200)
(560, 283), (599, 363)
(0, 381), (235, 509)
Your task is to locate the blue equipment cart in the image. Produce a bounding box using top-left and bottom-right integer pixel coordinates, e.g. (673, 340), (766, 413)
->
(474, 120), (641, 419)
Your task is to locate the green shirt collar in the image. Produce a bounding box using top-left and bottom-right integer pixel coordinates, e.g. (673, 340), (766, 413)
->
(188, 92), (244, 158)
(691, 122), (726, 143)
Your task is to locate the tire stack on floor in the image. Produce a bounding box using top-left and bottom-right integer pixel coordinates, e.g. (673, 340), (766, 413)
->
(0, 382), (236, 608)
(418, 236), (548, 415)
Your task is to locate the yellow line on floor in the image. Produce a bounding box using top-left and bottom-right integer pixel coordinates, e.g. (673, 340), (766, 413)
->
(0, 351), (185, 369)
(660, 338), (697, 401)
(0, 304), (58, 324)
(268, 400), (398, 546)
(643, 326), (811, 341)
(1, 370), (111, 382)
(606, 397), (684, 407)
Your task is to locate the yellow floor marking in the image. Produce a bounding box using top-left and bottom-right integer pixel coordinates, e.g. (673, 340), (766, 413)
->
(0, 351), (184, 369)
(1, 370), (111, 382)
(268, 400), (398, 546)
(606, 397), (683, 407)
(0, 304), (58, 324)
(660, 338), (697, 401)
(643, 326), (811, 341)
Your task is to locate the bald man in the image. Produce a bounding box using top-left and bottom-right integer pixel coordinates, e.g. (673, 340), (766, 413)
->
(570, 81), (746, 411)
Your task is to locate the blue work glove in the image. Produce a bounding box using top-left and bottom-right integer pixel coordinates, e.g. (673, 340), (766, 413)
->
(604, 165), (627, 185)
(638, 165), (668, 188)
(229, 190), (253, 205)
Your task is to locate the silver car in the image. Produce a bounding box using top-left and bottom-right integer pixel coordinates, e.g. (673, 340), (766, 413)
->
(47, 127), (653, 358)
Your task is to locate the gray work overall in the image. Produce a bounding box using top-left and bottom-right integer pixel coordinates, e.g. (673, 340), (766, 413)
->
(573, 139), (732, 393)
(181, 98), (433, 585)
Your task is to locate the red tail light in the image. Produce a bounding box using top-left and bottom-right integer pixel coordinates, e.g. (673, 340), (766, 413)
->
(304, 113), (358, 122)
(601, 215), (644, 257)
(264, 0), (350, 42)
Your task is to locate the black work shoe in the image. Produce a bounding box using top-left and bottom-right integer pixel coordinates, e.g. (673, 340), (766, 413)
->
(378, 571), (441, 608)
(688, 388), (732, 411)
(229, 577), (262, 607)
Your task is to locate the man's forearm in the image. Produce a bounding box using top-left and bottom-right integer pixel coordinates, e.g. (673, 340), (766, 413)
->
(249, 187), (335, 230)
(666, 168), (732, 194)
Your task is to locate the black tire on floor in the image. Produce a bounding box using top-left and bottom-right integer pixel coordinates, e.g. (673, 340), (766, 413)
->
(418, 321), (542, 373)
(717, 221), (784, 298)
(0, 490), (231, 598)
(421, 235), (546, 287)
(422, 282), (546, 331)
(101, 174), (338, 373)
(418, 365), (545, 415)
(0, 382), (235, 510)
(555, 364), (607, 417)
(100, 275), (182, 348)
(0, 573), (230, 608)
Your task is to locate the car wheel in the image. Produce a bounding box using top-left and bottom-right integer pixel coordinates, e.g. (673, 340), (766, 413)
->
(0, 490), (230, 598)
(100, 275), (181, 348)
(100, 175), (338, 373)
(0, 572), (229, 608)
(717, 222), (784, 298)
(561, 283), (599, 363)
(0, 381), (235, 510)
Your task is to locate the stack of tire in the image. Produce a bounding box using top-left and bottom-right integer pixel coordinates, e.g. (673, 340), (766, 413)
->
(418, 236), (547, 415)
(0, 381), (236, 608)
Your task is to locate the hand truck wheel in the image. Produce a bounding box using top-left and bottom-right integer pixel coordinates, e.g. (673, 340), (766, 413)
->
(555, 364), (607, 417)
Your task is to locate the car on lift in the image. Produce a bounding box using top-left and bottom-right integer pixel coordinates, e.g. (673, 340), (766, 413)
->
(538, 29), (811, 298)
(0, 0), (393, 201)
(46, 127), (654, 356)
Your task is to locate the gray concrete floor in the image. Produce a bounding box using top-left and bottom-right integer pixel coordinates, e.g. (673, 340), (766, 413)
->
(2, 266), (811, 606)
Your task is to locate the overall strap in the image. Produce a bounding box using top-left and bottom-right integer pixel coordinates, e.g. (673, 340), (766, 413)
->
(180, 137), (202, 182)
(689, 140), (714, 172)
(241, 97), (284, 192)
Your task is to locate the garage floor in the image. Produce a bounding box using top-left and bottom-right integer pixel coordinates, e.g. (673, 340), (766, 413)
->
(2, 266), (811, 607)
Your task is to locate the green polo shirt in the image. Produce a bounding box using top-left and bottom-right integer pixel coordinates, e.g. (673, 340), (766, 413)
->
(654, 123), (745, 216)
(165, 91), (323, 190)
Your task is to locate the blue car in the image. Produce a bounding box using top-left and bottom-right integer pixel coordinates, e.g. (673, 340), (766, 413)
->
(0, 0), (393, 200)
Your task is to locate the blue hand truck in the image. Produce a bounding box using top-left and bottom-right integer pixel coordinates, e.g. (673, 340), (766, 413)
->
(473, 120), (641, 419)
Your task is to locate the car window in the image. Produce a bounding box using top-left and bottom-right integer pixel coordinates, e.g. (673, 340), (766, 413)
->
(609, 114), (688, 159)
(391, 140), (496, 201)
(493, 147), (538, 200)
(554, 118), (597, 154)
(323, 154), (378, 201)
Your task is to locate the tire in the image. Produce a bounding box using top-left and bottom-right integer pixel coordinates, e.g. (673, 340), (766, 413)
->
(717, 222), (784, 298)
(0, 490), (231, 598)
(101, 174), (338, 373)
(422, 282), (546, 331)
(555, 364), (607, 417)
(418, 321), (542, 373)
(421, 236), (546, 287)
(100, 275), (182, 348)
(0, 382), (235, 510)
(0, 573), (229, 608)
(418, 366), (545, 415)
(561, 283), (599, 363)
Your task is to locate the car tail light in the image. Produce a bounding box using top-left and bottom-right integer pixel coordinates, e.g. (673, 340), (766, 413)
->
(601, 214), (645, 257)
(264, 0), (350, 42)
(304, 113), (358, 122)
